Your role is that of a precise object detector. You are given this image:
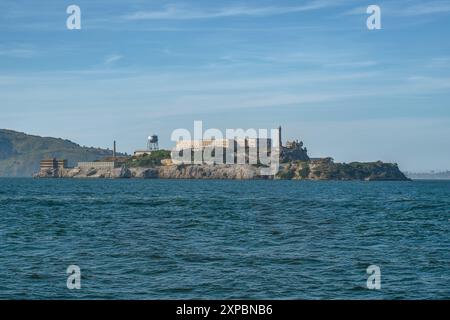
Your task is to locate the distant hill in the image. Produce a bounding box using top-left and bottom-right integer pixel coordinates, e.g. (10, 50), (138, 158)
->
(0, 129), (123, 177)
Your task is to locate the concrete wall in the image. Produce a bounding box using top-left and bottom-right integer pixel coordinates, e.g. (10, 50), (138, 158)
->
(77, 162), (116, 169)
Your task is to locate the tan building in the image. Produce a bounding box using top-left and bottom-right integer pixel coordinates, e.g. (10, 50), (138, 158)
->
(175, 139), (233, 152)
(175, 138), (271, 151)
(77, 161), (118, 169)
(40, 159), (68, 171)
(173, 138), (273, 164)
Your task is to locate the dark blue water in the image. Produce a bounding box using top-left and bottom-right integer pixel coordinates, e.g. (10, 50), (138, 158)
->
(0, 178), (449, 299)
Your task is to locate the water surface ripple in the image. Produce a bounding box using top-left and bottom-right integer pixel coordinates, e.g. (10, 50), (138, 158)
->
(0, 179), (449, 299)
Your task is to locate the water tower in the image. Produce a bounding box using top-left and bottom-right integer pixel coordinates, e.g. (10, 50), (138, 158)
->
(147, 134), (159, 151)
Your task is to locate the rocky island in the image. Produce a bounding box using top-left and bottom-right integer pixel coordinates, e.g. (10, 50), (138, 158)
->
(35, 152), (409, 181)
(23, 127), (408, 181)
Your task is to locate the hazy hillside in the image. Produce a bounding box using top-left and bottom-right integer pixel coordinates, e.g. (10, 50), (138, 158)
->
(0, 129), (122, 177)
(405, 171), (450, 180)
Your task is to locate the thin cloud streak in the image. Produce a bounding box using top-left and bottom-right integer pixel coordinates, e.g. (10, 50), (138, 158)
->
(104, 54), (123, 65)
(402, 1), (450, 16)
(0, 48), (35, 58)
(343, 0), (450, 17)
(123, 1), (343, 20)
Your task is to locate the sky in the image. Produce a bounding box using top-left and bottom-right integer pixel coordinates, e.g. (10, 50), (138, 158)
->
(1, 0), (450, 172)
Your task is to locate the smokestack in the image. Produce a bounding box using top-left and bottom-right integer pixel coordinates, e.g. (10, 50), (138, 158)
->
(113, 140), (116, 158)
(278, 126), (282, 148)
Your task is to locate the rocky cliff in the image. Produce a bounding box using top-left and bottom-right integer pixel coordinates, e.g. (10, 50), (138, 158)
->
(37, 164), (261, 180)
(35, 158), (409, 181)
(276, 158), (409, 181)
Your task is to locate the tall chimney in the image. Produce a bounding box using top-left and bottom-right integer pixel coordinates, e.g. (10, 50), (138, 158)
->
(278, 126), (282, 148)
(113, 140), (116, 158)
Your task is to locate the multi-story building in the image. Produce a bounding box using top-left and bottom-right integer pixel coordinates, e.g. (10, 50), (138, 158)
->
(77, 161), (118, 170)
(173, 138), (273, 164)
(40, 159), (68, 171)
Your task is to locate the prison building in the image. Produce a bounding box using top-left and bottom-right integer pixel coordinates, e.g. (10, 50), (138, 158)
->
(175, 139), (233, 152)
(173, 138), (273, 164)
(175, 138), (271, 151)
(77, 161), (118, 170)
(40, 159), (68, 170)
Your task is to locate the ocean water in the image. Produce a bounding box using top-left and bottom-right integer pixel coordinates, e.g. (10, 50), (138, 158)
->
(0, 178), (449, 300)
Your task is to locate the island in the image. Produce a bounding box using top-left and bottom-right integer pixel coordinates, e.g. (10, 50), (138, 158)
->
(35, 151), (409, 181)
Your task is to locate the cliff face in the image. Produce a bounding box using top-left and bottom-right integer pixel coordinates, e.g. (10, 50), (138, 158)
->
(280, 144), (309, 162)
(37, 164), (261, 180)
(35, 159), (409, 181)
(276, 158), (409, 181)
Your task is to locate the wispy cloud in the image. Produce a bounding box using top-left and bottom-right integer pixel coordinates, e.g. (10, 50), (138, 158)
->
(427, 57), (450, 68)
(341, 5), (367, 16)
(402, 1), (450, 16)
(123, 1), (341, 20)
(104, 54), (123, 65)
(406, 75), (450, 90)
(344, 1), (450, 17)
(323, 61), (378, 68)
(0, 47), (35, 58)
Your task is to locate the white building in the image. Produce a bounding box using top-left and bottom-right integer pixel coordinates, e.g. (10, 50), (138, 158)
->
(134, 150), (152, 157)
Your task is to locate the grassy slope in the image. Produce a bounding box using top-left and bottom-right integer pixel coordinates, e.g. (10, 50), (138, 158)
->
(276, 160), (408, 180)
(125, 150), (171, 167)
(0, 129), (122, 177)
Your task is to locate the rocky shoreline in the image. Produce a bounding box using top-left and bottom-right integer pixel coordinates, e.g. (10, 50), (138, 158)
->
(35, 158), (409, 181)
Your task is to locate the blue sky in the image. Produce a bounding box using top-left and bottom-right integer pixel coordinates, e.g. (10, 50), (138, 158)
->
(1, 0), (450, 171)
